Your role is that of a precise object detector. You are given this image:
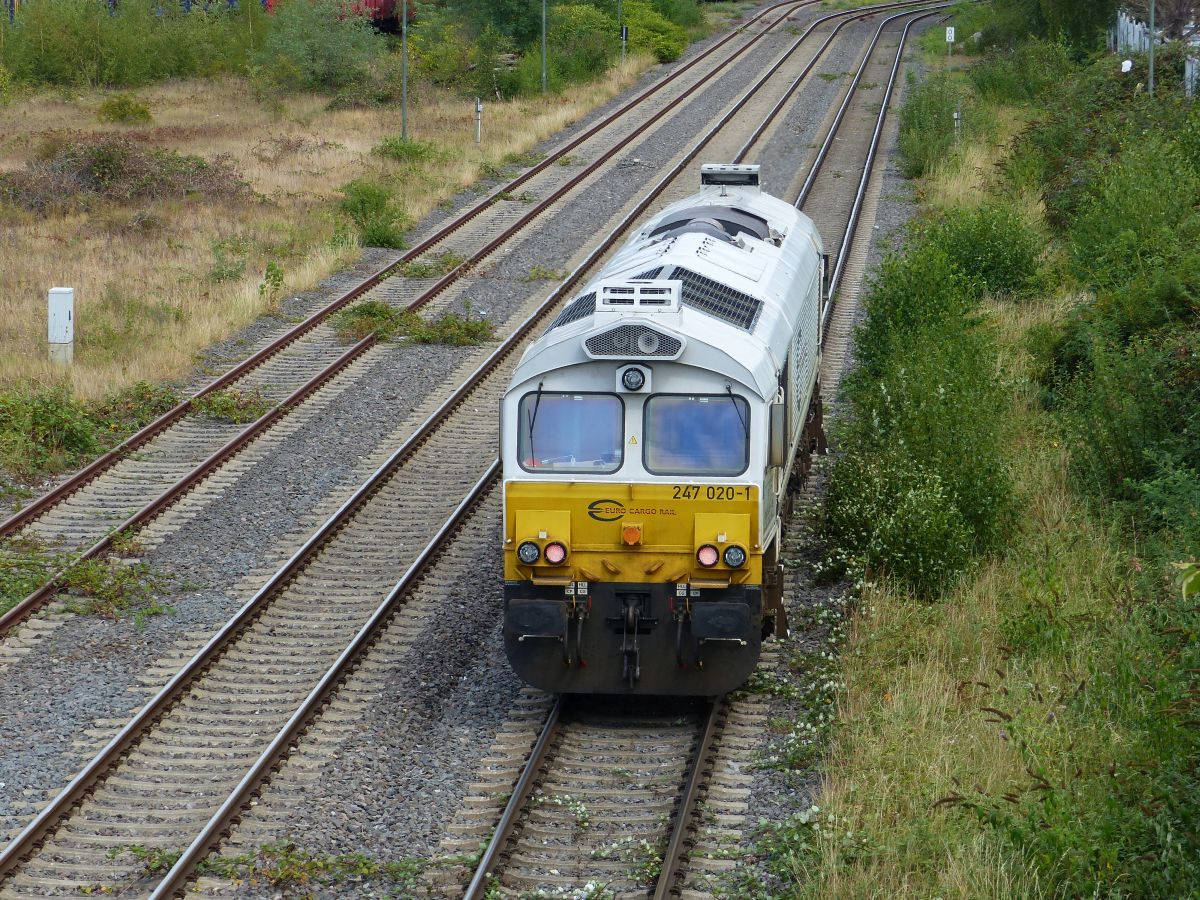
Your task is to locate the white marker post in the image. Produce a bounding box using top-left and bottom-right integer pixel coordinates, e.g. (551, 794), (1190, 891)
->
(48, 287), (74, 368)
(475, 97), (483, 144)
(946, 25), (955, 58)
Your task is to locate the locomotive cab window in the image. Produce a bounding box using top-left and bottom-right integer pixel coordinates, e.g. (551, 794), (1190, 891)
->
(644, 394), (750, 476)
(518, 392), (624, 473)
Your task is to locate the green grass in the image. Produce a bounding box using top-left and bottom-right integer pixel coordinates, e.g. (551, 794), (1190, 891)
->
(191, 388), (274, 425)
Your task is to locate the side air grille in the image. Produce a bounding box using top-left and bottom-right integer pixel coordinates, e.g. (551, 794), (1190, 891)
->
(585, 324), (682, 359)
(548, 291), (597, 330)
(673, 266), (762, 331)
(635, 267), (664, 279)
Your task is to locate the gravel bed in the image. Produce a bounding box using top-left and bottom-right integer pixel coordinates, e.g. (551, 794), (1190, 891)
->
(0, 4), (912, 891)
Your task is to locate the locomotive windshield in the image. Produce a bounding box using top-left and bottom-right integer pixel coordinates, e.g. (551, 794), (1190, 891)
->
(644, 394), (750, 476)
(518, 392), (624, 473)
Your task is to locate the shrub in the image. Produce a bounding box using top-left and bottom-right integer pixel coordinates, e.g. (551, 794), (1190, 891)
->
(1067, 136), (1200, 291)
(0, 0), (265, 87)
(824, 448), (973, 597)
(623, 1), (687, 62)
(337, 179), (408, 249)
(918, 202), (1043, 297)
(969, 39), (1073, 103)
(550, 4), (616, 82)
(0, 137), (246, 212)
(0, 387), (97, 477)
(853, 240), (974, 376)
(252, 0), (384, 92)
(97, 93), (152, 124)
(374, 137), (440, 165)
(843, 323), (1012, 553)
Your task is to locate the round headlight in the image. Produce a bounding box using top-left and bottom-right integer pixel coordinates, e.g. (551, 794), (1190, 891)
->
(544, 541), (567, 565)
(636, 331), (661, 354)
(622, 367), (646, 391)
(517, 541), (540, 565)
(697, 544), (719, 567)
(723, 545), (747, 568)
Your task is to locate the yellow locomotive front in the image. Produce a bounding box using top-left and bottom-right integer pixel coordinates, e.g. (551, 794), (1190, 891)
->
(502, 389), (774, 695)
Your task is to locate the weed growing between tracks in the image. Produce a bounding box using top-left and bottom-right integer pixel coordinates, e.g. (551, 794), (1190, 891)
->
(107, 841), (474, 895)
(191, 387), (276, 425)
(0, 531), (172, 622)
(331, 300), (494, 346)
(747, 11), (1200, 898)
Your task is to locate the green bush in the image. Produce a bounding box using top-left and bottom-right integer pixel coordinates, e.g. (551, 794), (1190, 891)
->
(0, 0), (265, 87)
(0, 387), (97, 477)
(251, 0), (384, 92)
(1067, 136), (1200, 291)
(968, 39), (1073, 102)
(918, 202), (1043, 298)
(843, 322), (1012, 554)
(97, 93), (152, 124)
(550, 4), (616, 82)
(624, 0), (687, 62)
(338, 179), (408, 249)
(825, 448), (973, 597)
(853, 240), (974, 376)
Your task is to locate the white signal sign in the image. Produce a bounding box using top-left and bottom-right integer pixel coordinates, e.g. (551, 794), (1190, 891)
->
(946, 26), (956, 42)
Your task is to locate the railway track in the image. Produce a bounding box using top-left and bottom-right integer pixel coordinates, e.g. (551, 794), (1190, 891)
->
(0, 5), (939, 897)
(0, 0), (831, 642)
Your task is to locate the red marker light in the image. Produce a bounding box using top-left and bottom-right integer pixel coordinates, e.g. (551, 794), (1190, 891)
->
(544, 541), (568, 565)
(697, 544), (719, 567)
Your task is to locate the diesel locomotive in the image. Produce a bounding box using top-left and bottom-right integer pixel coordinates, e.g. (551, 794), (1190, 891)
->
(500, 164), (826, 695)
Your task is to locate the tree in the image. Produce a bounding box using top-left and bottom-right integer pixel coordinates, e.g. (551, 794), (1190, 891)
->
(1123, 0), (1200, 39)
(1040, 0), (1118, 49)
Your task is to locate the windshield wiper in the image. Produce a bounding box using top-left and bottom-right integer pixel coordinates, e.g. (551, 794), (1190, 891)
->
(526, 380), (545, 463)
(725, 383), (749, 438)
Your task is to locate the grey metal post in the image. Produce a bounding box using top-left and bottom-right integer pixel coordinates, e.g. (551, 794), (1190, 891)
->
(541, 0), (548, 93)
(401, 0), (409, 141)
(1148, 0), (1155, 97)
(475, 97), (483, 144)
(618, 0), (624, 64)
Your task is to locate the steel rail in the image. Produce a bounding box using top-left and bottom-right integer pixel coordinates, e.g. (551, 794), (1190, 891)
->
(731, 0), (936, 164)
(462, 696), (566, 900)
(0, 0), (817, 543)
(1, 5), (941, 892)
(0, 0), (917, 642)
(149, 461), (502, 900)
(819, 9), (945, 319)
(0, 333), (376, 639)
(652, 700), (724, 900)
(0, 0), (826, 639)
(460, 10), (945, 897)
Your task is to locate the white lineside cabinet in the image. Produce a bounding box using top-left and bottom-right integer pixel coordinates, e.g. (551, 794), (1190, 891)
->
(48, 286), (74, 366)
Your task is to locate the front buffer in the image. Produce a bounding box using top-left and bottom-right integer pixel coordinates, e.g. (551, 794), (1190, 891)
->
(504, 580), (763, 695)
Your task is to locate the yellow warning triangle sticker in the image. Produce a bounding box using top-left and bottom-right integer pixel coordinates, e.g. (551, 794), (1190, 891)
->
(629, 436), (638, 445)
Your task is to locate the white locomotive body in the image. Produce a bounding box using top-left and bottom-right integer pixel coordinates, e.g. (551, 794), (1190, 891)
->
(500, 165), (825, 695)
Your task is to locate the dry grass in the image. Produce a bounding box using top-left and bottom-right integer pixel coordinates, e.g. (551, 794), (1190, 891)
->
(0, 56), (651, 399)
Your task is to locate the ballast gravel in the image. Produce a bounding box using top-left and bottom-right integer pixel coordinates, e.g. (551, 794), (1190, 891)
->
(0, 5), (921, 894)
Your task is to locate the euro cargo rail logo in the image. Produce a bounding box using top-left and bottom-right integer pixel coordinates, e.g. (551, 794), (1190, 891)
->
(587, 500), (625, 522)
